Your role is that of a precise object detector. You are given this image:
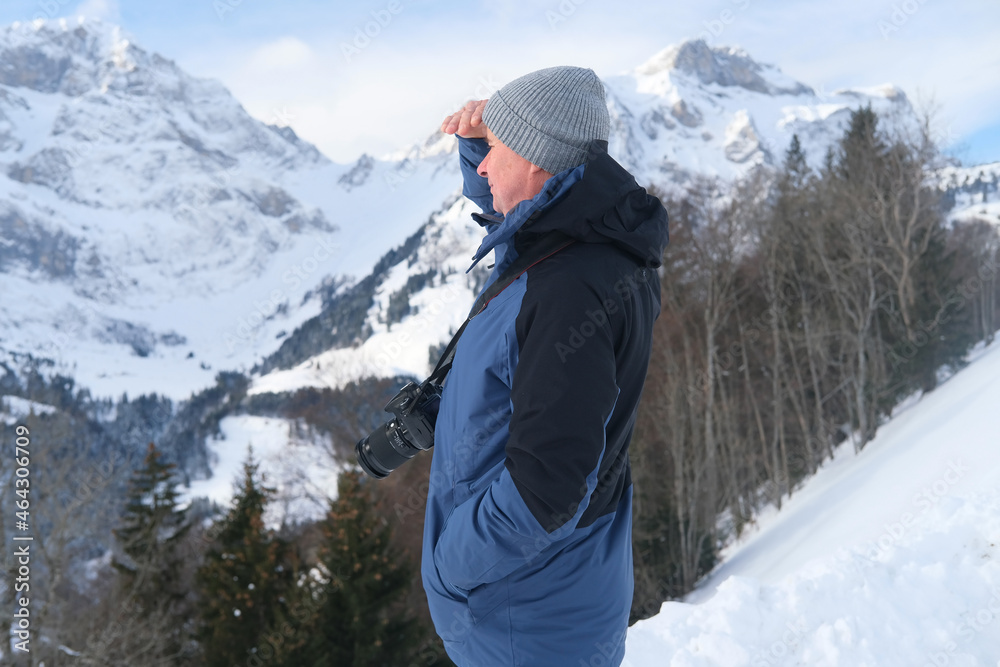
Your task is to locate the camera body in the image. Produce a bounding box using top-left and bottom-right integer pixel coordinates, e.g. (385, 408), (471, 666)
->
(355, 381), (442, 479)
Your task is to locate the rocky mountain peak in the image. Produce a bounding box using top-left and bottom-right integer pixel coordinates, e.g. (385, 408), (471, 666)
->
(0, 17), (326, 205)
(636, 39), (813, 97)
(0, 17), (143, 96)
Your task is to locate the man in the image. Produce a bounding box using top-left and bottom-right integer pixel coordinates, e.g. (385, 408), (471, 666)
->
(422, 66), (668, 666)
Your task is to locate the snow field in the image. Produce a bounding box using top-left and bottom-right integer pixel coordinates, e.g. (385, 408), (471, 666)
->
(627, 492), (1000, 666)
(625, 339), (1000, 666)
(0, 394), (57, 424)
(182, 414), (342, 526)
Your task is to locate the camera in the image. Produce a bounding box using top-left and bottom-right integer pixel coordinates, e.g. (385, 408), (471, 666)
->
(355, 380), (442, 479)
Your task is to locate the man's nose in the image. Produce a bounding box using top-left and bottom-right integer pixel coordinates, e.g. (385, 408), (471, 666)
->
(476, 152), (490, 177)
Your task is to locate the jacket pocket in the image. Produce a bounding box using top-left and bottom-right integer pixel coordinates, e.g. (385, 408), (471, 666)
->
(467, 578), (509, 625)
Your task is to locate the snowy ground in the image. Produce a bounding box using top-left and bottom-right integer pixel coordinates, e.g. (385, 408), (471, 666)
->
(181, 414), (341, 526)
(625, 339), (1000, 666)
(0, 394), (57, 424)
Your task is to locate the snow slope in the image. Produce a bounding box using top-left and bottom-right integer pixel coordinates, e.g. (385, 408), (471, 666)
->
(0, 394), (56, 424)
(247, 192), (485, 396)
(942, 161), (1000, 227)
(183, 414), (341, 525)
(625, 340), (1000, 666)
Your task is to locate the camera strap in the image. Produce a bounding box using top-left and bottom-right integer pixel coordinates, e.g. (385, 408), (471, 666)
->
(422, 231), (576, 390)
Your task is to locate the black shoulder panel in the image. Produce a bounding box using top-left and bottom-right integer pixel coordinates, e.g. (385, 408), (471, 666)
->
(505, 242), (659, 533)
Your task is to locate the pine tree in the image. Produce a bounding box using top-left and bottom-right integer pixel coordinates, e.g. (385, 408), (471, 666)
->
(104, 441), (192, 663)
(783, 134), (808, 183)
(279, 469), (423, 666)
(196, 446), (296, 667)
(113, 442), (190, 599)
(839, 104), (885, 186)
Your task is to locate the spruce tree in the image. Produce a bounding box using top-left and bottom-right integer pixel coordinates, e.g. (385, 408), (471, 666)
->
(196, 446), (295, 667)
(279, 469), (423, 666)
(839, 104), (885, 186)
(108, 441), (192, 662)
(114, 442), (190, 599)
(784, 134), (808, 181)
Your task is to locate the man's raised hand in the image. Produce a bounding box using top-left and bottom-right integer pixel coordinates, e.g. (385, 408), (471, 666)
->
(441, 99), (488, 139)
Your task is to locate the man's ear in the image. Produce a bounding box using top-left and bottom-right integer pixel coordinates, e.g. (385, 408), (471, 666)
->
(528, 163), (554, 178)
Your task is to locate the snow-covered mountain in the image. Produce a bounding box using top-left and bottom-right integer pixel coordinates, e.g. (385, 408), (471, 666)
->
(0, 17), (462, 399)
(0, 18), (987, 404)
(603, 39), (907, 188)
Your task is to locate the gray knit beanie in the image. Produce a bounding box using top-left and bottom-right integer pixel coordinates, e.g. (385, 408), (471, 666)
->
(482, 66), (611, 175)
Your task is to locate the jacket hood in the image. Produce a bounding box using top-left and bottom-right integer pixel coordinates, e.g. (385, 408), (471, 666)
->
(520, 142), (668, 267)
(468, 141), (668, 270)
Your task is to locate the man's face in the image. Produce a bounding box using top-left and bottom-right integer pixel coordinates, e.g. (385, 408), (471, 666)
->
(477, 128), (552, 216)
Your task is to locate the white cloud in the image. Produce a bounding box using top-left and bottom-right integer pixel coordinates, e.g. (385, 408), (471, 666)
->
(74, 0), (120, 22)
(246, 36), (315, 74)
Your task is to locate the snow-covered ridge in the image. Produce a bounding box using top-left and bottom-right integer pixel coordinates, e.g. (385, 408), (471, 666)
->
(0, 18), (324, 171)
(635, 40), (814, 97)
(247, 193), (487, 396)
(604, 39), (911, 193)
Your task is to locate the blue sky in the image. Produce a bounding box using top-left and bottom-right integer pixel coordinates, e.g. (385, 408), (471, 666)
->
(2, 0), (998, 166)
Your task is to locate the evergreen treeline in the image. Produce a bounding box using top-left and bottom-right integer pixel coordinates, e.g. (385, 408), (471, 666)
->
(192, 450), (438, 666)
(629, 107), (1000, 620)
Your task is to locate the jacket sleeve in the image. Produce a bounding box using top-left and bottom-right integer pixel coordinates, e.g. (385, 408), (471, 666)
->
(432, 278), (621, 592)
(458, 135), (497, 216)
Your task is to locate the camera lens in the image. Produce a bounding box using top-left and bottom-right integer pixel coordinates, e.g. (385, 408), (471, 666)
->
(355, 420), (417, 479)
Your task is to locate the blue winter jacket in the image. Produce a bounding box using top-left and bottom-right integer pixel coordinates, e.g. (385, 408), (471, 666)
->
(421, 136), (668, 666)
